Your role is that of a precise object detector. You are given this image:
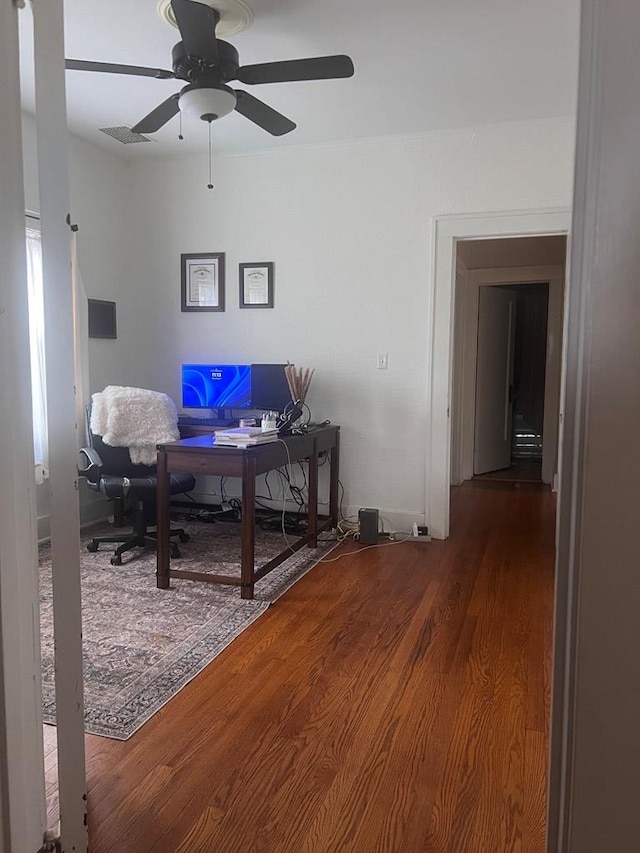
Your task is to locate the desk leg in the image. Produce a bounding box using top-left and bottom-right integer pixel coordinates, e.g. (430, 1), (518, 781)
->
(156, 448), (171, 589)
(329, 432), (340, 529)
(308, 448), (318, 548)
(241, 455), (256, 599)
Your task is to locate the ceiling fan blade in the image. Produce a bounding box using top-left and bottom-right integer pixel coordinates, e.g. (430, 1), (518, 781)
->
(171, 0), (219, 65)
(131, 94), (180, 133)
(234, 90), (296, 136)
(65, 59), (174, 79)
(236, 55), (354, 86)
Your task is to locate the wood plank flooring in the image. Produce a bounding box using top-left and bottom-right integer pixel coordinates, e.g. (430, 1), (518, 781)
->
(473, 458), (543, 483)
(43, 723), (60, 829)
(78, 480), (555, 852)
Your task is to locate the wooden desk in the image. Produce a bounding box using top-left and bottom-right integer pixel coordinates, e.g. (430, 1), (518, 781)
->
(156, 426), (340, 599)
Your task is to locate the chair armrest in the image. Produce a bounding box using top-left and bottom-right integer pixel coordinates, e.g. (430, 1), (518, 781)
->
(78, 446), (103, 486)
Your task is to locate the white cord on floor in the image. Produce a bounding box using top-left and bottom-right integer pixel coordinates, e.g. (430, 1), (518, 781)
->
(318, 533), (416, 563)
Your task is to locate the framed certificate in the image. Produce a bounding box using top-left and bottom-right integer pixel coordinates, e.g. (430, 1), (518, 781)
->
(239, 262), (274, 309)
(181, 253), (225, 312)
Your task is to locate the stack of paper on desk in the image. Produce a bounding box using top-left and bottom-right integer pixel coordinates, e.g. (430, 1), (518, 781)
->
(214, 427), (279, 447)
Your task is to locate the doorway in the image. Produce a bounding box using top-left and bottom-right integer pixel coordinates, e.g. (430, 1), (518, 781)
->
(450, 234), (567, 490)
(473, 282), (549, 483)
(428, 209), (571, 540)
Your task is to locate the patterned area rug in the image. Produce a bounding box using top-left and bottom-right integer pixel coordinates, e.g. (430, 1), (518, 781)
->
(39, 518), (335, 739)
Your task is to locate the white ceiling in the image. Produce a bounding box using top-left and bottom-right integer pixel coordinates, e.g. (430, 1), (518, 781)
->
(18, 0), (579, 158)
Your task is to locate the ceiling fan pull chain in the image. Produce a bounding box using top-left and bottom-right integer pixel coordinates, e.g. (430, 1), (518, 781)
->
(207, 120), (214, 189)
(178, 110), (183, 141)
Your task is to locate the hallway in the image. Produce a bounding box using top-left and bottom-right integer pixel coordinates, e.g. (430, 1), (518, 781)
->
(84, 481), (556, 852)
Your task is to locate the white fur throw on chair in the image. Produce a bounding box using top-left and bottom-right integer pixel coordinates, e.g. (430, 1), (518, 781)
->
(90, 386), (179, 466)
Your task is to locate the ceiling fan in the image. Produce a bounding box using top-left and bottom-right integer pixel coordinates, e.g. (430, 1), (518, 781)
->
(64, 0), (355, 138)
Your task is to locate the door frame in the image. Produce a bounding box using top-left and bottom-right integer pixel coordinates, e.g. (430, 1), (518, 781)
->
(31, 1), (89, 850)
(455, 265), (565, 486)
(0, 2), (47, 850)
(427, 208), (571, 540)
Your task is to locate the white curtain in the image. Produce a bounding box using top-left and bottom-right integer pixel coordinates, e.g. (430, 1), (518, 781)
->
(25, 226), (90, 475)
(25, 226), (48, 472)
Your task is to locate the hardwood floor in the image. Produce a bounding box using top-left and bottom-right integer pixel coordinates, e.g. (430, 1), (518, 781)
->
(81, 481), (555, 852)
(43, 723), (60, 829)
(473, 458), (543, 483)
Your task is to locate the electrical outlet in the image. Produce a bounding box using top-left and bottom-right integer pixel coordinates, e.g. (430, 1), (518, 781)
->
(411, 521), (431, 543)
(377, 352), (388, 370)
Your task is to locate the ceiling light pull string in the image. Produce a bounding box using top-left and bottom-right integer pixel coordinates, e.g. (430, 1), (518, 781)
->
(207, 119), (214, 189)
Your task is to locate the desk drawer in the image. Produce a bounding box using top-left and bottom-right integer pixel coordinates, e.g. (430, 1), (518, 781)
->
(165, 451), (243, 478)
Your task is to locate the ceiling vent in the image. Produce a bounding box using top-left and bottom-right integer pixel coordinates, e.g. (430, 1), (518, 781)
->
(98, 126), (154, 144)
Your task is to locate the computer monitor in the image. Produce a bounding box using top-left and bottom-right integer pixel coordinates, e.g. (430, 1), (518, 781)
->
(181, 364), (252, 417)
(250, 363), (293, 413)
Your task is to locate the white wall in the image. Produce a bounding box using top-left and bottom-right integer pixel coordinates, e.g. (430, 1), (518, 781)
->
(21, 118), (575, 531)
(118, 118), (575, 530)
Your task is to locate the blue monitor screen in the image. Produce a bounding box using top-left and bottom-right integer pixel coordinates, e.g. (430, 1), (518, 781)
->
(181, 364), (252, 410)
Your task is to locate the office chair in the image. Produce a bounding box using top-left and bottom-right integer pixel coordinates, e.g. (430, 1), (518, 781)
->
(78, 425), (196, 566)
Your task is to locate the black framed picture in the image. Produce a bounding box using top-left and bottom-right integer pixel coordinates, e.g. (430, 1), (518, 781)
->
(181, 252), (225, 312)
(88, 299), (117, 339)
(239, 262), (274, 309)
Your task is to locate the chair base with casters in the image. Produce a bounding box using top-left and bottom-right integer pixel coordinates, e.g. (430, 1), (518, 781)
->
(86, 496), (192, 566)
(79, 439), (196, 567)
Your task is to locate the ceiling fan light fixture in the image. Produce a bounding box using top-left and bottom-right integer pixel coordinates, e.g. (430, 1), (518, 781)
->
(179, 85), (237, 121)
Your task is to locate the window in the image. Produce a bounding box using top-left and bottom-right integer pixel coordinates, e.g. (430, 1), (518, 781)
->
(25, 226), (49, 471)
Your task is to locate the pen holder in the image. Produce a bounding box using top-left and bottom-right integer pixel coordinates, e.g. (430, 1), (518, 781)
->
(261, 411), (277, 432)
